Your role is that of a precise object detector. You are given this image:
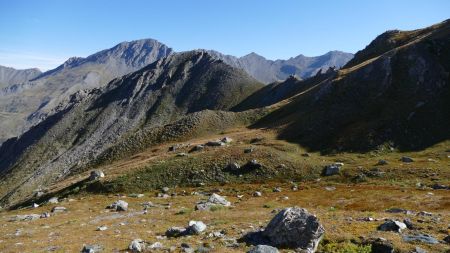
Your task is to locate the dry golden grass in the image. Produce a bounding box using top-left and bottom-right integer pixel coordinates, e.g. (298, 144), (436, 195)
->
(1, 127), (449, 252)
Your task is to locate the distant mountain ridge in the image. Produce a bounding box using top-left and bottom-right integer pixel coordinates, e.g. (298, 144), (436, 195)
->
(0, 39), (173, 143)
(0, 65), (41, 89)
(208, 50), (353, 83)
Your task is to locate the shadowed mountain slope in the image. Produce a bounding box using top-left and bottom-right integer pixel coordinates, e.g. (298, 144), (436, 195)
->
(0, 39), (173, 143)
(0, 51), (263, 206)
(249, 20), (450, 152)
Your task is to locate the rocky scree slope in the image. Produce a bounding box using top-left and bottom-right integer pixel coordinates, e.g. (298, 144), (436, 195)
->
(0, 39), (172, 143)
(248, 19), (450, 152)
(0, 51), (263, 207)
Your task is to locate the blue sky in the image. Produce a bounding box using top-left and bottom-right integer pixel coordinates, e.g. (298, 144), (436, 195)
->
(0, 0), (449, 70)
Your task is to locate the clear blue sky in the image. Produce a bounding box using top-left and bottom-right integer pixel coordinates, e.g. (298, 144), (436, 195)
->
(0, 0), (449, 70)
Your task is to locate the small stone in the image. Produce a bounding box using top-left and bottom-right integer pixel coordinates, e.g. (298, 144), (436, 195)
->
(187, 220), (207, 234)
(378, 220), (407, 232)
(273, 187), (282, 192)
(248, 245), (279, 253)
(401, 156), (414, 163)
(32, 203), (39, 208)
(244, 148), (254, 153)
(149, 242), (163, 249)
(253, 191), (262, 197)
(226, 162), (240, 171)
(221, 137), (233, 143)
(128, 239), (145, 252)
(47, 197), (59, 204)
(107, 200), (128, 211)
(377, 159), (388, 165)
(81, 244), (103, 253)
(89, 170), (105, 180)
(51, 206), (67, 213)
(96, 225), (107, 231)
(322, 164), (341, 176)
(165, 227), (187, 237)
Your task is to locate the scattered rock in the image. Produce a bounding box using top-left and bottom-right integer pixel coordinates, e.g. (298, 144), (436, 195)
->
(403, 218), (415, 230)
(40, 212), (51, 218)
(96, 225), (108, 231)
(191, 145), (204, 152)
(431, 183), (449, 190)
(443, 235), (450, 243)
(244, 148), (254, 153)
(411, 247), (427, 253)
(226, 162), (241, 171)
(253, 191), (262, 197)
(377, 159), (388, 165)
(417, 211), (433, 216)
(371, 238), (394, 253)
(301, 153), (311, 157)
(273, 187), (282, 193)
(187, 220), (207, 234)
(51, 206), (67, 213)
(81, 244), (103, 253)
(378, 220), (407, 232)
(206, 140), (225, 147)
(196, 193), (231, 210)
(221, 137), (233, 143)
(176, 152), (188, 157)
(248, 245), (279, 253)
(10, 214), (41, 221)
(107, 200), (128, 211)
(128, 193), (144, 198)
(32, 203), (39, 208)
(401, 156), (414, 163)
(322, 164), (342, 176)
(128, 239), (145, 252)
(149, 242), (163, 249)
(89, 170), (105, 181)
(165, 227), (187, 237)
(47, 197), (59, 204)
(246, 159), (262, 170)
(385, 208), (410, 214)
(403, 234), (438, 244)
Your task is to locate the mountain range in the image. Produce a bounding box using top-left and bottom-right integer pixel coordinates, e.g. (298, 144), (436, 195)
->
(0, 41), (352, 144)
(0, 19), (449, 208)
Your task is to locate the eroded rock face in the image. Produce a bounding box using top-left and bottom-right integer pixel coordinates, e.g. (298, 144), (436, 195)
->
(262, 207), (324, 252)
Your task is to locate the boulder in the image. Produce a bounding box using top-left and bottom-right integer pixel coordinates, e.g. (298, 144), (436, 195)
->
(192, 144), (205, 152)
(107, 200), (128, 211)
(444, 235), (450, 243)
(248, 245), (279, 253)
(247, 159), (262, 169)
(377, 220), (407, 232)
(89, 170), (105, 180)
(128, 239), (145, 252)
(262, 207), (324, 251)
(377, 159), (388, 165)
